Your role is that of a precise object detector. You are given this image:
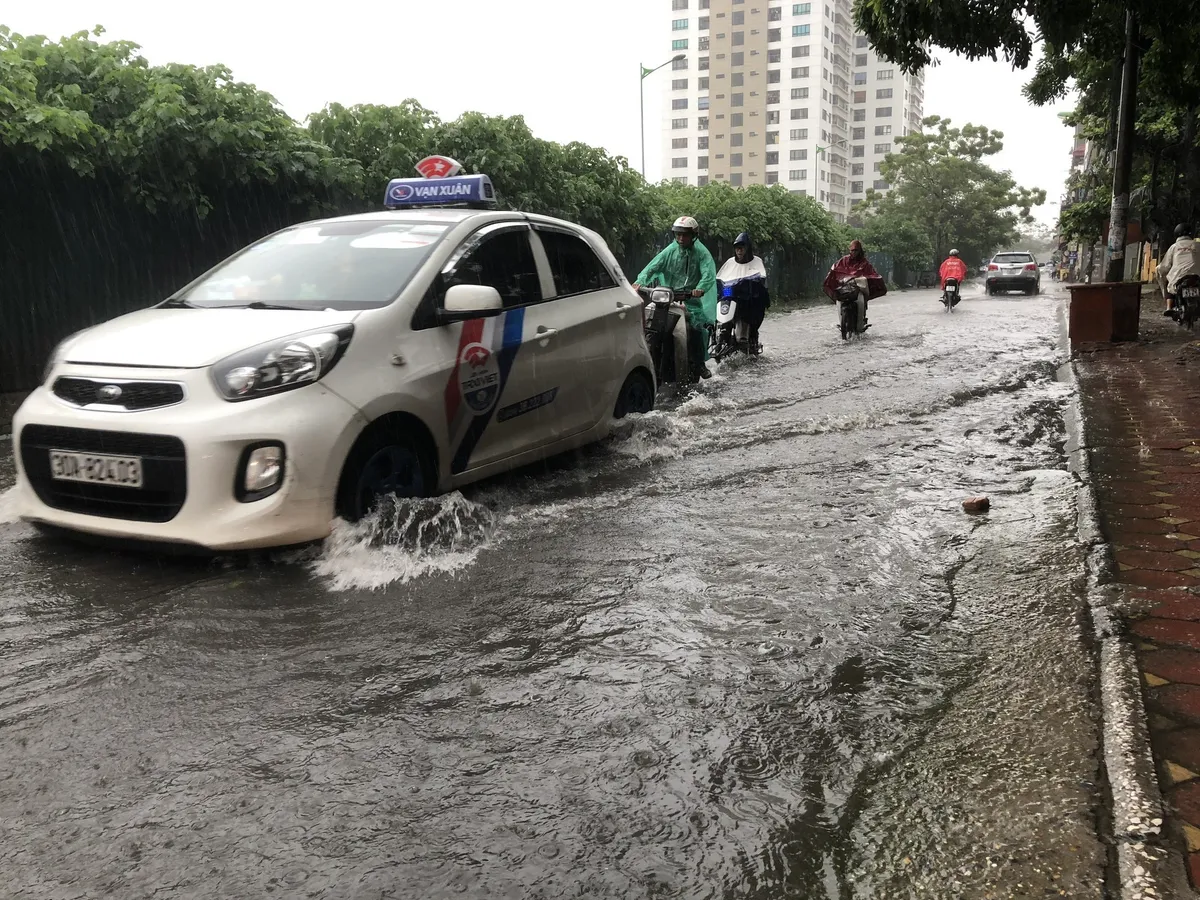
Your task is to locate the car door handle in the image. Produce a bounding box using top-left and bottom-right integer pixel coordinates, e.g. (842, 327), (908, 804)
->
(616, 301), (632, 320)
(536, 326), (558, 344)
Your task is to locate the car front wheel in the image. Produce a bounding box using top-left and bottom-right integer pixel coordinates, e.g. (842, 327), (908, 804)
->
(614, 370), (656, 418)
(337, 423), (433, 522)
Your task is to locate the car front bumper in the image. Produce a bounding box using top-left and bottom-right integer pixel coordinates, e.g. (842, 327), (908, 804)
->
(12, 365), (366, 551)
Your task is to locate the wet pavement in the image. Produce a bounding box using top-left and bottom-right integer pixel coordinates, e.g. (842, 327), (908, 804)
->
(0, 284), (1109, 899)
(1075, 299), (1200, 892)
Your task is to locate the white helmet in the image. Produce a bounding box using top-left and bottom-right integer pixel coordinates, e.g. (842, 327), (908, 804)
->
(672, 215), (700, 234)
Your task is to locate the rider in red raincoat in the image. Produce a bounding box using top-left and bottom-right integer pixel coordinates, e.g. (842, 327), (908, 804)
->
(822, 240), (888, 302)
(939, 249), (969, 289)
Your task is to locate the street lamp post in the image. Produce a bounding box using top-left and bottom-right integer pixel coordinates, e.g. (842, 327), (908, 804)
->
(640, 55), (686, 179)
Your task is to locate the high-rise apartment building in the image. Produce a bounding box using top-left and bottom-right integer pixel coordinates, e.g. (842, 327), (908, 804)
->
(661, 0), (925, 223)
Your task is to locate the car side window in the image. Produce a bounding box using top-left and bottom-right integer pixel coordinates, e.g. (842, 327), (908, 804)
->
(535, 229), (617, 297)
(445, 228), (542, 310)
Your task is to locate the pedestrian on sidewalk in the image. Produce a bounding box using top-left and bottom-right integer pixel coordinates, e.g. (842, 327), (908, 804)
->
(1157, 223), (1199, 318)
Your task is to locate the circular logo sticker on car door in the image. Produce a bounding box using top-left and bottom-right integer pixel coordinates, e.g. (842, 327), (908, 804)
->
(459, 343), (501, 414)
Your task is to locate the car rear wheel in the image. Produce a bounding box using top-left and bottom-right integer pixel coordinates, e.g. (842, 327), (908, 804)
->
(337, 423), (434, 522)
(614, 370), (655, 418)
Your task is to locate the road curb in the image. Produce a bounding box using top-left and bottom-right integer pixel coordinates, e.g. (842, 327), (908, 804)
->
(1061, 316), (1193, 897)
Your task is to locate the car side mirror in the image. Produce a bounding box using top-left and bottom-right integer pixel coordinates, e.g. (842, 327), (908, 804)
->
(439, 284), (504, 322)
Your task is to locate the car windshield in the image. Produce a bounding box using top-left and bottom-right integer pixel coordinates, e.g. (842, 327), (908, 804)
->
(175, 220), (451, 310)
(993, 253), (1034, 264)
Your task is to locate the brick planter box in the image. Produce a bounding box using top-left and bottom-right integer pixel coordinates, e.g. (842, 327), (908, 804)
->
(1067, 282), (1143, 345)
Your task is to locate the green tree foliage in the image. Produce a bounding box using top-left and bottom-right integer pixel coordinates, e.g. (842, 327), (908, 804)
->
(0, 26), (353, 216)
(651, 180), (843, 253)
(852, 201), (935, 273)
(855, 117), (1045, 267)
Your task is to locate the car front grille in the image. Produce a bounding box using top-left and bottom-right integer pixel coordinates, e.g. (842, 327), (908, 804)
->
(20, 425), (187, 523)
(52, 377), (185, 411)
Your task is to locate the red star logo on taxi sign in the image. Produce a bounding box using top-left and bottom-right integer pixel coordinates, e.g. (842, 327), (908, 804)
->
(416, 156), (464, 179)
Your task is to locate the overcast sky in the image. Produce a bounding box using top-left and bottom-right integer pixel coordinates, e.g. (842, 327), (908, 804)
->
(7, 0), (1072, 225)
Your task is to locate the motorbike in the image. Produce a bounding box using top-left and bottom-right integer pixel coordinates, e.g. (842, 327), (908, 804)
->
(834, 276), (869, 340)
(637, 286), (702, 386)
(1179, 274), (1200, 330)
(710, 281), (762, 360)
(942, 277), (961, 313)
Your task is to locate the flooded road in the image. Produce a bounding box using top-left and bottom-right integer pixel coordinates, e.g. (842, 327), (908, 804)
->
(0, 285), (1107, 899)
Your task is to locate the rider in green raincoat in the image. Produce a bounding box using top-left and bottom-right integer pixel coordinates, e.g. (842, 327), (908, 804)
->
(632, 216), (718, 377)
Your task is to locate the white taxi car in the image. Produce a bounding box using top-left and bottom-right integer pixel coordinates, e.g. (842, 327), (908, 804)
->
(12, 163), (656, 550)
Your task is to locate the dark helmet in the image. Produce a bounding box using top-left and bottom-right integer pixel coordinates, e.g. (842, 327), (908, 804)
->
(1177, 223), (1195, 238)
(733, 231), (754, 258)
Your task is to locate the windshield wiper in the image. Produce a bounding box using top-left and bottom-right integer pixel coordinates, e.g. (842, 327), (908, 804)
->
(241, 301), (307, 311)
(159, 297), (197, 309)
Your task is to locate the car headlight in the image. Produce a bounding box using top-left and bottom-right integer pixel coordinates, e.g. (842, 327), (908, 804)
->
(41, 330), (88, 384)
(211, 325), (354, 402)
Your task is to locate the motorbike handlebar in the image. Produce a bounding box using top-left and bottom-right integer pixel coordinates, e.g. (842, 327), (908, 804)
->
(637, 286), (692, 303)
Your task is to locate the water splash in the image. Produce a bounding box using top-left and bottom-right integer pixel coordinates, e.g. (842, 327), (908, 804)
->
(311, 493), (496, 591)
(607, 410), (697, 462)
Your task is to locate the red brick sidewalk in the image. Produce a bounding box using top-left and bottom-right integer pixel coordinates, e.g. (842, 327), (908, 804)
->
(1076, 303), (1200, 889)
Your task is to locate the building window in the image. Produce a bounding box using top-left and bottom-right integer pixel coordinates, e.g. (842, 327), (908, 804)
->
(793, 24), (811, 36)
(876, 107), (892, 119)
(791, 107), (809, 119)
(766, 90), (780, 103)
(732, 72), (745, 87)
(852, 144), (865, 157)
(731, 133), (744, 147)
(768, 28), (781, 41)
(769, 6), (782, 20)
(851, 163), (864, 175)
(789, 169), (807, 180)
(672, 177), (688, 184)
(698, 156), (709, 169)
(731, 113), (744, 126)
(765, 171), (778, 184)
(673, 0), (689, 8)
(673, 18), (689, 30)
(852, 127), (865, 139)
(699, 97), (710, 110)
(855, 34), (869, 48)
(731, 93), (744, 107)
(766, 151), (779, 164)
(769, 48), (782, 62)
(853, 108), (866, 121)
(790, 128), (808, 139)
(672, 137), (689, 149)
(854, 72), (867, 85)
(873, 142), (891, 153)
(731, 153), (744, 167)
(877, 88), (894, 99)
(793, 2), (811, 11)
(874, 179), (889, 189)
(875, 124), (892, 135)
(672, 39), (689, 50)
(672, 118), (688, 129)
(793, 45), (811, 58)
(733, 10), (745, 24)
(732, 51), (745, 66)
(697, 77), (709, 90)
(731, 173), (743, 186)
(767, 131), (779, 144)
(768, 70), (781, 83)
(791, 87), (809, 99)
(698, 136), (709, 149)
(698, 175), (709, 186)
(853, 90), (866, 103)
(851, 180), (863, 193)
(732, 31), (745, 45)
(698, 117), (709, 130)
(673, 58), (689, 71)
(854, 54), (868, 67)
(672, 157), (688, 168)
(699, 15), (710, 29)
(792, 66), (810, 78)
(700, 0), (709, 7)
(699, 56), (710, 70)
(790, 149), (808, 160)
(699, 36), (710, 50)
(767, 110), (780, 124)
(673, 98), (689, 110)
(877, 69), (895, 80)
(672, 78), (688, 90)
(874, 161), (882, 171)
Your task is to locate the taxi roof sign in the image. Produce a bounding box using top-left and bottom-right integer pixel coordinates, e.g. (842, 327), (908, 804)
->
(383, 174), (496, 210)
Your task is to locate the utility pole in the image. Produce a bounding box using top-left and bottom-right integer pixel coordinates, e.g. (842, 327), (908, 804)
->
(1104, 10), (1140, 283)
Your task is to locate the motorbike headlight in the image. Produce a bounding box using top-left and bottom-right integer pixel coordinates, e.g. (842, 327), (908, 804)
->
(211, 325), (354, 402)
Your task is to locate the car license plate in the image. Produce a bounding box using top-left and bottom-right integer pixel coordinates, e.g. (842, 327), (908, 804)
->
(1185, 287), (1199, 298)
(49, 451), (143, 488)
